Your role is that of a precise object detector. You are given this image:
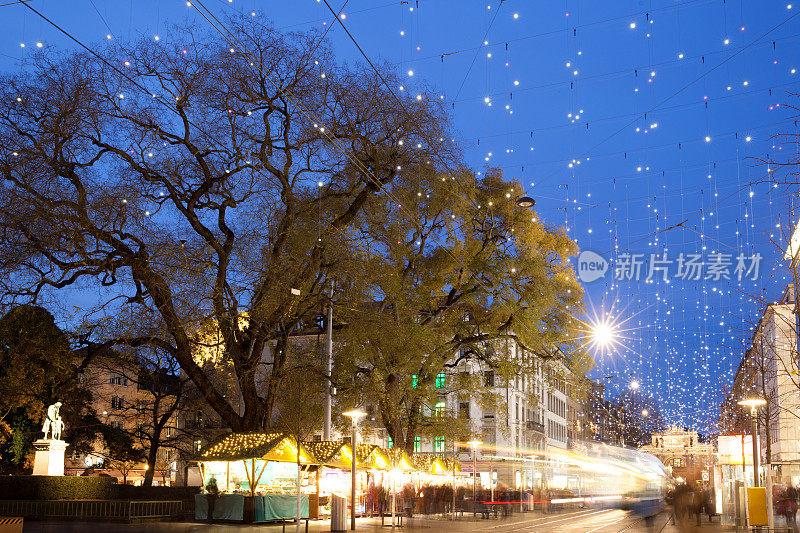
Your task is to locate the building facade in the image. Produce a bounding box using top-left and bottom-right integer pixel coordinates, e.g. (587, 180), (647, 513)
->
(350, 337), (583, 491)
(719, 284), (800, 485)
(638, 426), (716, 483)
(65, 352), (182, 485)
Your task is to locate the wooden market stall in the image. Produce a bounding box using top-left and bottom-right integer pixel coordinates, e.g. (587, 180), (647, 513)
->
(196, 432), (315, 523)
(302, 440), (355, 518)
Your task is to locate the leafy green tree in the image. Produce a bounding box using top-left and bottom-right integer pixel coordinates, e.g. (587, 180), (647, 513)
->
(333, 167), (588, 452)
(0, 305), (95, 472)
(99, 425), (146, 484)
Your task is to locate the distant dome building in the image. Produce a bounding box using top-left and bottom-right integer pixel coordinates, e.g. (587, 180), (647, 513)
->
(639, 425), (716, 483)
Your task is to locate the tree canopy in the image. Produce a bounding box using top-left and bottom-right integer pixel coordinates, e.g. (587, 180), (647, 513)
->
(0, 305), (94, 471)
(332, 166), (587, 452)
(0, 17), (456, 431)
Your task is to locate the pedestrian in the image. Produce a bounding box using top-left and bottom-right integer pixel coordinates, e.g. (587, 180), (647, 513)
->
(672, 484), (694, 533)
(205, 475), (219, 523)
(781, 484), (798, 532)
(693, 484), (708, 526)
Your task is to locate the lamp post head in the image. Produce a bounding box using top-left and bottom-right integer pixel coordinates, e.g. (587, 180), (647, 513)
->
(342, 409), (367, 423)
(515, 196), (536, 209)
(738, 397), (767, 411)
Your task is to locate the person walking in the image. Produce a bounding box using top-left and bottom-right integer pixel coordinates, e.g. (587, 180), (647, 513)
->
(205, 475), (219, 523)
(780, 484), (799, 532)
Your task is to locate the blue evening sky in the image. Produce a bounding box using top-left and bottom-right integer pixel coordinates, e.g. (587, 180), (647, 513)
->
(3, 0), (798, 430)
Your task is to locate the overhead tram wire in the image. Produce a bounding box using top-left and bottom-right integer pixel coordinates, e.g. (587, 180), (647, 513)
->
(186, 0), (391, 196)
(319, 0), (485, 204)
(15, 1), (230, 152)
(451, 0), (504, 102)
(531, 8), (800, 191)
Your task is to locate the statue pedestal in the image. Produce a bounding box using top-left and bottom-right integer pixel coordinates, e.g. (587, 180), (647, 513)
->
(32, 439), (68, 476)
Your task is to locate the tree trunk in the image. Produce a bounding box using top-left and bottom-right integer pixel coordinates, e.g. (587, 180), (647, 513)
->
(404, 398), (422, 455)
(143, 444), (158, 486)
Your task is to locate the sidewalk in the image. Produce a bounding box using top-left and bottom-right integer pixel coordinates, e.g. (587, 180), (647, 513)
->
(20, 509), (730, 533)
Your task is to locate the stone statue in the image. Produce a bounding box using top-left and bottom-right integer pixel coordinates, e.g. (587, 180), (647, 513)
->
(53, 416), (65, 441)
(41, 402), (63, 441)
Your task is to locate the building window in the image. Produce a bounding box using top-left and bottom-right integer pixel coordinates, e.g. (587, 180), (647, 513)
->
(435, 401), (446, 417)
(387, 436), (393, 449)
(414, 436), (421, 453)
(109, 373), (128, 386)
(435, 372), (446, 389)
(111, 396), (124, 409)
(459, 402), (470, 419)
(434, 436), (445, 453)
(411, 375), (418, 389)
(484, 371), (494, 387)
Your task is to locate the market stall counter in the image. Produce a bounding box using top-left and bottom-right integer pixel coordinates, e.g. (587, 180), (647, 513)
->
(255, 494), (309, 522)
(194, 493), (246, 521)
(194, 493), (308, 522)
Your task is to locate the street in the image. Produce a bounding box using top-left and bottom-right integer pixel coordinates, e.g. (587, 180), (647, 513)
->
(22, 508), (723, 533)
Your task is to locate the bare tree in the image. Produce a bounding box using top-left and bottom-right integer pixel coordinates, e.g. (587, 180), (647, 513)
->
(0, 16), (456, 431)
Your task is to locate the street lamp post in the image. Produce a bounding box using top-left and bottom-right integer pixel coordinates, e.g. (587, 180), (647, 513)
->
(451, 442), (457, 521)
(467, 440), (481, 503)
(738, 397), (766, 486)
(343, 410), (366, 531)
(738, 397), (770, 529)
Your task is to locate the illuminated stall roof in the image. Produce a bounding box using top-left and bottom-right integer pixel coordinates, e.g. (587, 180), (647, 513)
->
(438, 456), (461, 473)
(303, 440), (353, 470)
(409, 454), (461, 474)
(386, 448), (414, 472)
(410, 454), (436, 473)
(199, 432), (314, 463)
(356, 443), (391, 470)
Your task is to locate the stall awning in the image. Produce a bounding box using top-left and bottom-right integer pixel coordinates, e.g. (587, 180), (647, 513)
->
(354, 444), (391, 470)
(438, 456), (461, 473)
(199, 432), (314, 464)
(386, 449), (414, 472)
(411, 454), (436, 473)
(411, 454), (460, 474)
(303, 441), (354, 470)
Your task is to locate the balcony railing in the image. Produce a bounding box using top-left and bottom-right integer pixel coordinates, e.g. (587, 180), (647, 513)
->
(526, 421), (545, 433)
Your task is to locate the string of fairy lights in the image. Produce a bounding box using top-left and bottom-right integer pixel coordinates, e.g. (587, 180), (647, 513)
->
(3, 0), (799, 433)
